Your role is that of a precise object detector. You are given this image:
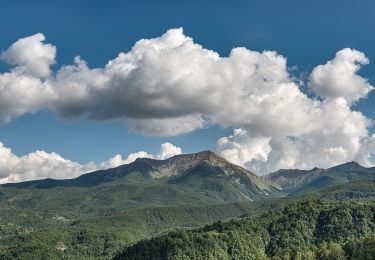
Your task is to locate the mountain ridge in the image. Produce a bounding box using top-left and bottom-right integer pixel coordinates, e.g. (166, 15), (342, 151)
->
(2, 150), (254, 186)
(3, 151), (375, 200)
(2, 150), (280, 201)
(266, 160), (375, 194)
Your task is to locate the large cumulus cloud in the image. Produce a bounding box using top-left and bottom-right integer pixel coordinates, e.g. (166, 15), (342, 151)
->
(1, 33), (56, 78)
(309, 48), (373, 105)
(216, 50), (375, 174)
(0, 28), (374, 178)
(1, 28), (310, 134)
(0, 33), (56, 122)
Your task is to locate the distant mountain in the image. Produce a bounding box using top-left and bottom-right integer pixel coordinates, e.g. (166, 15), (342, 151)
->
(4, 153), (375, 209)
(326, 161), (370, 173)
(2, 151), (282, 203)
(266, 161), (375, 196)
(266, 167), (325, 192)
(4, 154), (375, 201)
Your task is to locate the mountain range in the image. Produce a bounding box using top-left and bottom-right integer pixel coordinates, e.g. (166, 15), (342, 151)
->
(266, 160), (375, 197)
(2, 151), (282, 203)
(1, 150), (375, 258)
(3, 150), (375, 201)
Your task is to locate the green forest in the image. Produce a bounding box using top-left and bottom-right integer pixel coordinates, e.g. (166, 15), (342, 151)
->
(115, 199), (375, 260)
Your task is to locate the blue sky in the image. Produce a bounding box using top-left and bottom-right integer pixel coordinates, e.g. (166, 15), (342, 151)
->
(0, 0), (375, 182)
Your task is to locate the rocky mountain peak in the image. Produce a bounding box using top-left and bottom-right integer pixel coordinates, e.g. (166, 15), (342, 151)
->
(327, 161), (363, 172)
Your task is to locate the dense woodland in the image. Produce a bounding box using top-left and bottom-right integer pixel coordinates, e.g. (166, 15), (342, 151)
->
(0, 198), (289, 259)
(1, 192), (375, 259)
(115, 200), (375, 260)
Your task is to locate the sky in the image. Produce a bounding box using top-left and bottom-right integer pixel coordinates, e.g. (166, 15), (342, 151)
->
(0, 0), (375, 183)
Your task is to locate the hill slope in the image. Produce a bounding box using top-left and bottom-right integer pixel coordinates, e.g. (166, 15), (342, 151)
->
(115, 199), (375, 260)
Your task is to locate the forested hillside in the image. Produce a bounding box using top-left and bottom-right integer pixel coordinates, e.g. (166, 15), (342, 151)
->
(0, 199), (290, 259)
(116, 199), (375, 260)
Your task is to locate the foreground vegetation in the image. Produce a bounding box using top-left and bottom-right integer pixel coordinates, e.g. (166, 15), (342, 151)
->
(0, 198), (290, 259)
(1, 179), (375, 258)
(116, 199), (375, 259)
(1, 185), (375, 259)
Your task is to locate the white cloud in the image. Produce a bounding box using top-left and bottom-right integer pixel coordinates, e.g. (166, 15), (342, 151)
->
(98, 151), (151, 169)
(157, 142), (182, 159)
(0, 71), (54, 122)
(1, 29), (307, 136)
(309, 48), (373, 105)
(216, 95), (374, 175)
(215, 48), (375, 174)
(49, 30), (299, 136)
(0, 142), (97, 184)
(1, 33), (56, 78)
(0, 142), (182, 184)
(98, 142), (182, 169)
(0, 29), (374, 176)
(216, 129), (271, 167)
(0, 33), (56, 122)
